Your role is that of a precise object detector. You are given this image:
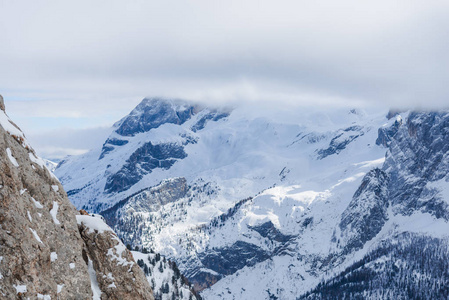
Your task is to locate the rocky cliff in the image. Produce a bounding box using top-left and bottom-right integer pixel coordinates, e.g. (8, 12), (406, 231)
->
(0, 96), (154, 299)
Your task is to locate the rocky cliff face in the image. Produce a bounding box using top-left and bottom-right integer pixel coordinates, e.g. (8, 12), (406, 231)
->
(383, 111), (449, 219)
(77, 213), (153, 299)
(0, 96), (154, 299)
(104, 143), (188, 194)
(339, 168), (389, 253)
(302, 110), (449, 299)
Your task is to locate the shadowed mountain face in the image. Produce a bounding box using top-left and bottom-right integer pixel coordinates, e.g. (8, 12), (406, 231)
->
(56, 98), (449, 299)
(339, 168), (390, 253)
(56, 97), (230, 211)
(104, 142), (188, 194)
(300, 233), (449, 300)
(115, 98), (199, 137)
(383, 112), (449, 219)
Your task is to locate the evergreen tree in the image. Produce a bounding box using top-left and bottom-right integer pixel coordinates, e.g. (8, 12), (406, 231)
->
(159, 261), (164, 273)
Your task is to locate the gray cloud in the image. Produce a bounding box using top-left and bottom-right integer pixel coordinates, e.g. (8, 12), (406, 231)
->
(1, 0), (448, 157)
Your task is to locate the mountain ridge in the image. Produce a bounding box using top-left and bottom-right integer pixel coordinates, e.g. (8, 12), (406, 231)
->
(55, 97), (449, 299)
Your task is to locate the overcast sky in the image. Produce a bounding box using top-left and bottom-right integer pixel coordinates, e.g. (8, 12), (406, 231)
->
(1, 0), (448, 159)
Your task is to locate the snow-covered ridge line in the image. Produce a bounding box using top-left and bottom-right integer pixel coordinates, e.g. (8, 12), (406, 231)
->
(0, 96), (34, 151)
(76, 214), (113, 234)
(57, 97), (449, 298)
(0, 97), (58, 180)
(56, 98), (392, 297)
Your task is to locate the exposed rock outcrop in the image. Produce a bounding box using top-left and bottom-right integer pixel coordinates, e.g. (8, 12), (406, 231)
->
(0, 95), (5, 112)
(101, 177), (188, 249)
(376, 114), (403, 147)
(316, 125), (365, 159)
(104, 142), (187, 194)
(384, 111), (449, 219)
(0, 96), (154, 299)
(114, 98), (199, 137)
(339, 168), (389, 253)
(78, 214), (153, 299)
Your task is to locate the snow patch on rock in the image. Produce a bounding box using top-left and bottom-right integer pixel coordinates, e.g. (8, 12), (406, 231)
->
(31, 197), (43, 209)
(50, 201), (60, 225)
(76, 214), (113, 234)
(107, 235), (134, 269)
(6, 148), (19, 167)
(13, 284), (27, 294)
(51, 252), (58, 262)
(29, 228), (43, 244)
(87, 258), (102, 300)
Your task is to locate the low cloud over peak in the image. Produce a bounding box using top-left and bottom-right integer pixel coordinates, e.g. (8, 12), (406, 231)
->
(1, 0), (448, 157)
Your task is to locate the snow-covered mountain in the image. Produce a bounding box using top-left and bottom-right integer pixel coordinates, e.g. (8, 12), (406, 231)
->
(0, 94), (201, 300)
(132, 249), (201, 300)
(43, 158), (58, 172)
(55, 97), (449, 299)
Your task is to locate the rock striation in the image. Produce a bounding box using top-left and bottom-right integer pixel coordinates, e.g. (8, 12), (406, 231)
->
(0, 96), (154, 299)
(77, 213), (153, 299)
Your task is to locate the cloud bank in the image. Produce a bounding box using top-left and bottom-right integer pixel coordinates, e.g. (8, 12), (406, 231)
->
(1, 0), (448, 157)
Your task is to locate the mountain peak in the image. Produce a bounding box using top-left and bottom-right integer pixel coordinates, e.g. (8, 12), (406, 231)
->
(114, 97), (200, 137)
(139, 97), (200, 109)
(0, 94), (5, 112)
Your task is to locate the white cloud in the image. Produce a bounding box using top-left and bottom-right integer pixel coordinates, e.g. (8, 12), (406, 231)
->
(1, 0), (448, 156)
(1, 0), (448, 107)
(23, 126), (112, 160)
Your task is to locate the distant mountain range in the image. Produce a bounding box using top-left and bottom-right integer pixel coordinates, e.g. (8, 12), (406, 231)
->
(55, 97), (449, 299)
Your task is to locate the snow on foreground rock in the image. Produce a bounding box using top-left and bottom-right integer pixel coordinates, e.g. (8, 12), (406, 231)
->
(77, 213), (154, 299)
(77, 214), (202, 300)
(0, 95), (154, 299)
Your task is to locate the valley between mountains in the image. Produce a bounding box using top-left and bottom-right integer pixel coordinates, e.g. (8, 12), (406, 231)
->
(1, 95), (449, 299)
(54, 98), (449, 299)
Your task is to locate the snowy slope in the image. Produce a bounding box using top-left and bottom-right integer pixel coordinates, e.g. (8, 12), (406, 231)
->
(201, 110), (449, 299)
(132, 250), (200, 300)
(56, 98), (449, 299)
(56, 98), (384, 216)
(43, 159), (58, 172)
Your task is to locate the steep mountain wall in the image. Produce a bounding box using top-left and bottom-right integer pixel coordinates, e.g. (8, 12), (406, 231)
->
(0, 96), (154, 299)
